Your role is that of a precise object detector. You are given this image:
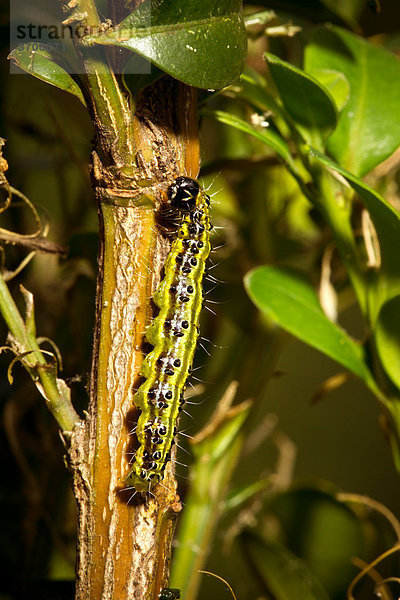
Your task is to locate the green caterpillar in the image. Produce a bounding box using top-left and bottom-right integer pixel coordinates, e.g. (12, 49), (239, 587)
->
(126, 177), (211, 492)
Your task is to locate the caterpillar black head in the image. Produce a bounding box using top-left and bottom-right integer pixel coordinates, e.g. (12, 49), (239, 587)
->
(168, 176), (200, 211)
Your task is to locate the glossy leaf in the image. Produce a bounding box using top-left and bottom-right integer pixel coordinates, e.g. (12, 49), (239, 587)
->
(82, 0), (247, 89)
(244, 265), (372, 383)
(231, 67), (286, 119)
(8, 46), (85, 105)
(201, 109), (297, 172)
(241, 532), (330, 600)
(375, 296), (400, 389)
(306, 146), (400, 320)
(307, 69), (350, 112)
(305, 25), (400, 176)
(265, 52), (337, 148)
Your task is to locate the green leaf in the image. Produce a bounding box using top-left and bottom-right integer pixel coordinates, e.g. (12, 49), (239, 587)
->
(82, 0), (247, 90)
(306, 146), (400, 320)
(244, 265), (372, 383)
(241, 532), (330, 600)
(8, 46), (85, 105)
(265, 52), (337, 148)
(305, 25), (400, 176)
(375, 296), (400, 389)
(268, 487), (365, 598)
(231, 67), (286, 119)
(201, 109), (298, 172)
(224, 478), (271, 512)
(307, 69), (350, 112)
(191, 399), (250, 463)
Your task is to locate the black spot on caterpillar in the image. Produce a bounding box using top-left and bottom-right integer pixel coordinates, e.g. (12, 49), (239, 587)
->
(126, 176), (211, 492)
(158, 589), (181, 600)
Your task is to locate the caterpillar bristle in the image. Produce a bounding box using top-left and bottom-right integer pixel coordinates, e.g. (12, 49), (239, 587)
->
(205, 274), (225, 284)
(177, 430), (194, 441)
(197, 342), (211, 357)
(171, 458), (188, 468)
(190, 364), (204, 372)
(207, 259), (224, 271)
(175, 442), (190, 455)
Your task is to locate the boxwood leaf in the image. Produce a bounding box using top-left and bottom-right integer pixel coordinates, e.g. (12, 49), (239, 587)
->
(82, 0), (247, 89)
(244, 265), (373, 384)
(305, 25), (400, 176)
(307, 69), (350, 112)
(201, 109), (298, 172)
(241, 532), (330, 600)
(265, 52), (337, 148)
(230, 67), (286, 120)
(8, 46), (85, 105)
(375, 296), (400, 389)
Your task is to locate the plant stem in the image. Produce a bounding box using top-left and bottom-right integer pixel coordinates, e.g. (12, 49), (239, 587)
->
(0, 275), (31, 347)
(69, 75), (200, 600)
(0, 272), (79, 432)
(61, 0), (136, 167)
